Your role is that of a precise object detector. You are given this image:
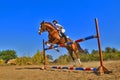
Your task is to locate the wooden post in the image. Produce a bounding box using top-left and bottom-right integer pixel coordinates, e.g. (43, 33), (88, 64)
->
(43, 39), (46, 69)
(95, 18), (112, 75)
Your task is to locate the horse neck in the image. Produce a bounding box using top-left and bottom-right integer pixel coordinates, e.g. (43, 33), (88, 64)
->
(44, 24), (56, 33)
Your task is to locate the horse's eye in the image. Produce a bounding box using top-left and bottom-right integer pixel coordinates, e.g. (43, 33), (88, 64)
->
(41, 25), (42, 28)
(40, 24), (42, 28)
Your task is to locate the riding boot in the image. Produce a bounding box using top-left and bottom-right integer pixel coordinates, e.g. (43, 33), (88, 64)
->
(61, 32), (67, 42)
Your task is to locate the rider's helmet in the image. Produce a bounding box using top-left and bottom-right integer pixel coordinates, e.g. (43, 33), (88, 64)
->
(53, 20), (58, 23)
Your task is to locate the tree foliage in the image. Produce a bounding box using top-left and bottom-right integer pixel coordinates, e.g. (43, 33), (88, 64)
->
(1, 47), (119, 65)
(0, 59), (5, 64)
(53, 47), (120, 64)
(105, 47), (118, 53)
(0, 50), (17, 63)
(16, 56), (32, 65)
(32, 50), (43, 64)
(15, 50), (53, 65)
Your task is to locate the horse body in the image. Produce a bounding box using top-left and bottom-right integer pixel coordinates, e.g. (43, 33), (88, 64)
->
(39, 21), (83, 65)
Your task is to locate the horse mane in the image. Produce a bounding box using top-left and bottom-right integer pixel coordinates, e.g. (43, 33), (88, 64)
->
(44, 22), (57, 30)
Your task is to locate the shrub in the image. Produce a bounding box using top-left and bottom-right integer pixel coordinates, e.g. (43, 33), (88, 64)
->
(0, 59), (5, 65)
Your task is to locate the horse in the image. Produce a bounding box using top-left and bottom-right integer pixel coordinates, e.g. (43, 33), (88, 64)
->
(38, 21), (84, 65)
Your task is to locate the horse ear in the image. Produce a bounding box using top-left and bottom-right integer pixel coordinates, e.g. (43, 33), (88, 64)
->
(42, 20), (44, 23)
(40, 20), (44, 25)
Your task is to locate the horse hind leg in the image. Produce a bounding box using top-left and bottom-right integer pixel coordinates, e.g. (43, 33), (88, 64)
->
(77, 58), (81, 65)
(68, 50), (76, 66)
(73, 43), (82, 65)
(74, 51), (82, 65)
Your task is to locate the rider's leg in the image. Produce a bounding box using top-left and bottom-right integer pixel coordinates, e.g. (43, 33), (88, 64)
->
(61, 29), (67, 42)
(61, 32), (67, 42)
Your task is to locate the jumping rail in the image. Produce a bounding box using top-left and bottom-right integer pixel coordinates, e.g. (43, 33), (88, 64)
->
(44, 35), (97, 50)
(52, 66), (97, 71)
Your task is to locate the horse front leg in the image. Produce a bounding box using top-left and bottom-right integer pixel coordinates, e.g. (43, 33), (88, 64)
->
(45, 41), (51, 47)
(51, 38), (60, 52)
(45, 40), (60, 52)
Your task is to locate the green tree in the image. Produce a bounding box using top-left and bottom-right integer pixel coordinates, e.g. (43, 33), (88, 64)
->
(91, 49), (98, 54)
(83, 49), (89, 54)
(16, 56), (32, 65)
(53, 54), (72, 64)
(112, 48), (118, 53)
(105, 47), (112, 53)
(32, 50), (43, 64)
(0, 50), (17, 62)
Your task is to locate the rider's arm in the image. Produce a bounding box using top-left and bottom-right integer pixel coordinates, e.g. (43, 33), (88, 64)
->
(56, 24), (63, 30)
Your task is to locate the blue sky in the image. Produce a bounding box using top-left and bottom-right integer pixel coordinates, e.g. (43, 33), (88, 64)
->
(0, 0), (120, 59)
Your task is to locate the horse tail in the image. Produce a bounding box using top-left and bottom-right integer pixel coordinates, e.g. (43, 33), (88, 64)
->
(76, 42), (84, 53)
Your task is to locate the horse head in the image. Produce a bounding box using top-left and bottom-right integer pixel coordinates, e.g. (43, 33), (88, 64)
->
(38, 21), (56, 35)
(38, 20), (46, 35)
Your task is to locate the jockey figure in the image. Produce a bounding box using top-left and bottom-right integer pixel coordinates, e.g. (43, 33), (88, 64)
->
(53, 20), (67, 41)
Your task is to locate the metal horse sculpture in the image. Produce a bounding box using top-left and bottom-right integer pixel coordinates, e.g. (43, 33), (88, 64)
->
(38, 21), (84, 65)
